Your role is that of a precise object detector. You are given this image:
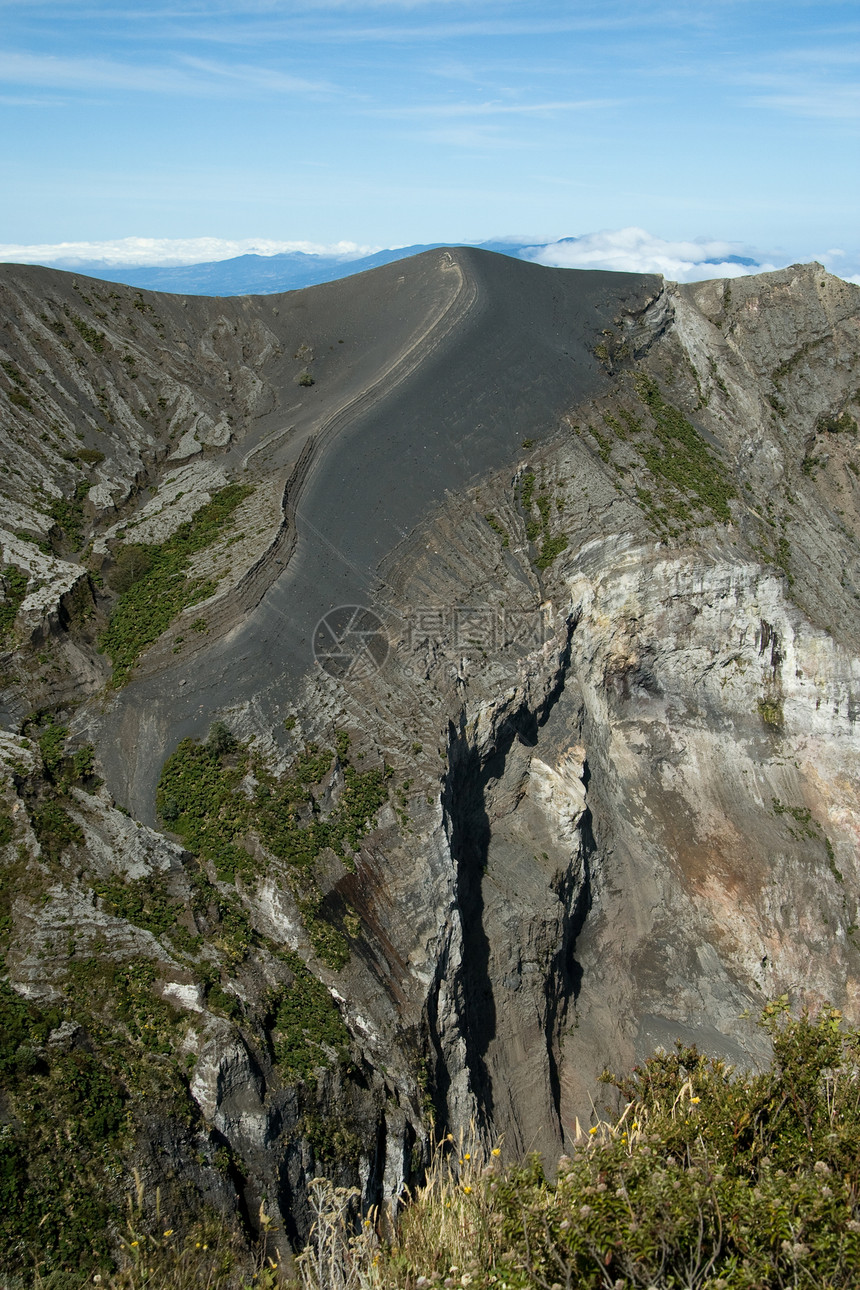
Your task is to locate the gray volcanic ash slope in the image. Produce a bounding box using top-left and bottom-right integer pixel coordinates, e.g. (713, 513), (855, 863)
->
(0, 248), (859, 1271)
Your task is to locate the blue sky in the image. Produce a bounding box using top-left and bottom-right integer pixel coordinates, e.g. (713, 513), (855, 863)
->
(0, 1), (858, 274)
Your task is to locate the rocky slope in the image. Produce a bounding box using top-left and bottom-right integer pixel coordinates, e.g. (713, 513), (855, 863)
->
(0, 250), (858, 1275)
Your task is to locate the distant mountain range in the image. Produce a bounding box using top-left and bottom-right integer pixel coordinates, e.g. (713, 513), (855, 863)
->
(62, 240), (536, 295)
(52, 237), (763, 297)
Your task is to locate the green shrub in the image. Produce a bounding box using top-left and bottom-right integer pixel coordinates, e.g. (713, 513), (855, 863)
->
(517, 470), (568, 570)
(71, 742), (97, 782)
(483, 513), (510, 548)
(66, 310), (106, 354)
(536, 532), (568, 569)
(95, 872), (180, 940)
(28, 799), (84, 861)
(490, 1002), (860, 1290)
(37, 721), (69, 775)
(156, 735), (252, 882)
(47, 480), (90, 550)
(817, 410), (857, 435)
(107, 542), (154, 593)
(8, 387), (31, 411)
(269, 951), (350, 1085)
(0, 565), (29, 639)
(758, 695), (784, 728)
(0, 981), (123, 1278)
(635, 373), (736, 524)
(99, 484), (252, 684)
(305, 1003), (860, 1290)
(77, 447), (106, 465)
(157, 732), (388, 962)
(207, 720), (237, 756)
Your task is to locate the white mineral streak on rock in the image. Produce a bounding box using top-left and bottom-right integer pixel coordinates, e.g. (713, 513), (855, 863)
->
(190, 1020), (268, 1147)
(73, 788), (185, 879)
(527, 750), (587, 846)
(251, 878), (302, 948)
(0, 531), (84, 621)
(329, 987), (379, 1045)
(162, 981), (203, 1012)
(94, 459), (229, 552)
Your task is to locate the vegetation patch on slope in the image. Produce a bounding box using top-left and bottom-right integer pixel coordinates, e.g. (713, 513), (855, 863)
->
(268, 950), (351, 1085)
(99, 483), (253, 685)
(0, 724), (367, 1283)
(9, 718), (99, 863)
(46, 480), (91, 551)
(0, 979), (125, 1277)
(635, 373), (736, 524)
(157, 726), (388, 968)
(575, 374), (736, 538)
(515, 470), (569, 570)
(0, 564), (29, 639)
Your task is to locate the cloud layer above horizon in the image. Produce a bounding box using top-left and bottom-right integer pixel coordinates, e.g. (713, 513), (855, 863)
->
(526, 230), (860, 286)
(0, 235), (378, 268)
(2, 228), (858, 287)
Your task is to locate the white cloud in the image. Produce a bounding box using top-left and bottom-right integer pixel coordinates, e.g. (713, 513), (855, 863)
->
(814, 247), (860, 282)
(527, 230), (860, 285)
(370, 97), (618, 117)
(524, 228), (779, 283)
(747, 84), (860, 121)
(0, 236), (380, 267)
(3, 229), (859, 287)
(0, 50), (335, 97)
(175, 55), (336, 95)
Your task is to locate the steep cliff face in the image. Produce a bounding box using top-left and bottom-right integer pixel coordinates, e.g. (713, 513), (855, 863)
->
(0, 251), (859, 1272)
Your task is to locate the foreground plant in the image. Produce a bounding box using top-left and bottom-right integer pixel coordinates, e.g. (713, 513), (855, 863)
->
(13, 1002), (860, 1289)
(299, 1001), (860, 1290)
(296, 1128), (504, 1290)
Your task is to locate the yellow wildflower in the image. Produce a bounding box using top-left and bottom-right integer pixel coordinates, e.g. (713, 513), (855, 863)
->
(691, 1096), (701, 1104)
(589, 1127), (598, 1135)
(463, 1185), (472, 1195)
(492, 1148), (501, 1157)
(163, 1230), (173, 1237)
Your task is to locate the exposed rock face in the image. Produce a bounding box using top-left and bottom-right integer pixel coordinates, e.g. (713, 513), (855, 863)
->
(0, 250), (859, 1268)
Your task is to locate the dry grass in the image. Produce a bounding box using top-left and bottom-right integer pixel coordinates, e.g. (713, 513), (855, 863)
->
(296, 1125), (505, 1290)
